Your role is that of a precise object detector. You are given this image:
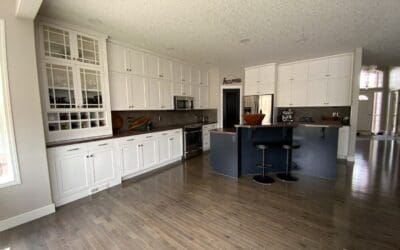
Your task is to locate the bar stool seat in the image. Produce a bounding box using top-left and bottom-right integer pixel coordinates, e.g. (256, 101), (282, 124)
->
(277, 143), (300, 182)
(253, 144), (275, 185)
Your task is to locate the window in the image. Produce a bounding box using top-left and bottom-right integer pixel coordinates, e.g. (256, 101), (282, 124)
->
(0, 20), (20, 188)
(360, 66), (384, 89)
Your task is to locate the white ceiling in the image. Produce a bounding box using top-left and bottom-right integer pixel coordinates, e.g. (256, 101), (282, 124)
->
(38, 0), (400, 68)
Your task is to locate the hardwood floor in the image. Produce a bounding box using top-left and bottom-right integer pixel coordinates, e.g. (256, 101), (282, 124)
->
(1, 138), (399, 249)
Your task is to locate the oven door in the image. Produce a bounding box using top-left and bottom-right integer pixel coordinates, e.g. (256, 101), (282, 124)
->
(184, 129), (202, 158)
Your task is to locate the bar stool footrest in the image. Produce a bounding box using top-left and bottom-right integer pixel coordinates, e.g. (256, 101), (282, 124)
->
(253, 175), (275, 185)
(256, 163), (272, 168)
(276, 173), (298, 182)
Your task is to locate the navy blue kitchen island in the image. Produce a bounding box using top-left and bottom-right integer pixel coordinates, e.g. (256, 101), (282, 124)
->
(209, 123), (341, 180)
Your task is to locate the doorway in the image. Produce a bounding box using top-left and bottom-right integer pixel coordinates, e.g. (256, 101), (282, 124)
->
(222, 88), (241, 128)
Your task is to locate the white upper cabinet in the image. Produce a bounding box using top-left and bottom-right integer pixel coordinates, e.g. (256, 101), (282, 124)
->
(309, 58), (329, 80)
(145, 53), (159, 78)
(200, 69), (209, 86)
(190, 66), (200, 85)
(158, 58), (172, 80)
(130, 75), (147, 109)
(277, 53), (353, 107)
(200, 86), (209, 109)
(107, 43), (127, 73)
(172, 62), (182, 82)
(181, 64), (191, 84)
(160, 81), (173, 109)
(127, 49), (145, 75)
(109, 72), (130, 110)
(146, 78), (161, 108)
(244, 64), (276, 96)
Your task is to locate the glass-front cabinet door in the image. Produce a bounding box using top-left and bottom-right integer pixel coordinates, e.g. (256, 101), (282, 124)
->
(79, 68), (103, 109)
(46, 63), (76, 109)
(76, 34), (101, 66)
(42, 24), (72, 61)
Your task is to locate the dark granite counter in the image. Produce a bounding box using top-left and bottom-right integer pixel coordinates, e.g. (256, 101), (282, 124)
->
(235, 121), (342, 129)
(46, 121), (218, 148)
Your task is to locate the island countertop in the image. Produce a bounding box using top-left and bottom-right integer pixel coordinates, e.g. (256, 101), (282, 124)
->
(235, 121), (343, 128)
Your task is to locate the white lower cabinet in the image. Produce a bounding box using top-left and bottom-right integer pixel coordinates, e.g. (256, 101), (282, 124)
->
(202, 123), (218, 151)
(47, 140), (121, 207)
(337, 126), (350, 159)
(48, 129), (183, 207)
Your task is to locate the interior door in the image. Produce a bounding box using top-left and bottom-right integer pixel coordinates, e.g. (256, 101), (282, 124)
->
(223, 89), (240, 128)
(130, 75), (147, 109)
(357, 92), (374, 132)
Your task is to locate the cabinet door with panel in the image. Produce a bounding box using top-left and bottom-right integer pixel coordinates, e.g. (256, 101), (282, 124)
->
(245, 67), (259, 85)
(107, 42), (127, 73)
(127, 49), (145, 75)
(190, 66), (200, 85)
(200, 69), (209, 86)
(88, 142), (119, 191)
(291, 80), (308, 106)
(328, 55), (353, 78)
(169, 130), (183, 159)
(130, 75), (147, 109)
(181, 64), (191, 83)
(158, 132), (171, 163)
(292, 62), (308, 81)
(182, 83), (191, 96)
(120, 138), (141, 176)
(309, 59), (329, 80)
(140, 137), (158, 169)
(326, 77), (351, 106)
(307, 79), (328, 106)
(244, 84), (258, 96)
(109, 72), (130, 110)
(146, 79), (161, 108)
(159, 81), (173, 109)
(191, 84), (201, 108)
(172, 62), (182, 82)
(145, 54), (159, 78)
(200, 86), (209, 109)
(277, 80), (291, 107)
(159, 58), (172, 80)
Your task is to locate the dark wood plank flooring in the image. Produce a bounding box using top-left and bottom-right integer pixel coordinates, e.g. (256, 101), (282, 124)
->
(1, 138), (399, 249)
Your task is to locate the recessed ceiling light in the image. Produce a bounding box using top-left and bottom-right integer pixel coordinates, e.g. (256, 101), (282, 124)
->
(166, 47), (175, 51)
(88, 18), (103, 25)
(240, 38), (251, 44)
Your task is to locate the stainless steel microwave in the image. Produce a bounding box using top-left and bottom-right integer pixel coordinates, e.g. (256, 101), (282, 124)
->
(174, 96), (194, 110)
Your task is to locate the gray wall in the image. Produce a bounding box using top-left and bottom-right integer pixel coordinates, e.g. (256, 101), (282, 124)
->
(0, 0), (53, 221)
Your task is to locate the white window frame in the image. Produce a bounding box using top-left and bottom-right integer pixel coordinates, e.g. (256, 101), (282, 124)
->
(0, 19), (21, 188)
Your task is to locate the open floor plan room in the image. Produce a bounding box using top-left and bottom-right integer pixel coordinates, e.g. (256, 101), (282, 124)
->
(1, 0), (400, 249)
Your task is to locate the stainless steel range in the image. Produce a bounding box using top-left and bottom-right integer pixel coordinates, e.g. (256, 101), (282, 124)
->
(183, 123), (203, 159)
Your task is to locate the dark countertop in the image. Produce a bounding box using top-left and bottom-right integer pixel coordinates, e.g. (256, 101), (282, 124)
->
(210, 128), (237, 135)
(235, 121), (343, 129)
(46, 121), (218, 148)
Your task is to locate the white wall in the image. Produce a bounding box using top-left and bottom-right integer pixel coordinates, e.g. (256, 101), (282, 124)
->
(0, 0), (53, 225)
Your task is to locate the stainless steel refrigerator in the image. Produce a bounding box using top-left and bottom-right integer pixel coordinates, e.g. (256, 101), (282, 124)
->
(243, 95), (274, 125)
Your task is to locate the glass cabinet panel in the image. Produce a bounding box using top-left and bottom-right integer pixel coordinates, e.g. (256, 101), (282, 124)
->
(43, 25), (72, 60)
(80, 68), (103, 108)
(77, 34), (100, 65)
(46, 63), (76, 109)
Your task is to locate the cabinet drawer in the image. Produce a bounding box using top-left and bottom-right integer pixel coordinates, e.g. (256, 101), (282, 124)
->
(50, 144), (88, 156)
(87, 139), (114, 151)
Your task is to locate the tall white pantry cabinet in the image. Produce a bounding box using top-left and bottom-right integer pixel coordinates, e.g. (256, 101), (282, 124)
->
(35, 18), (112, 142)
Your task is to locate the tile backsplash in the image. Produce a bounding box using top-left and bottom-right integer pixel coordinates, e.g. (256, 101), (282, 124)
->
(276, 106), (351, 123)
(112, 109), (218, 133)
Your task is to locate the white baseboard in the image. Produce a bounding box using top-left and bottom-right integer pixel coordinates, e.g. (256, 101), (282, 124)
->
(0, 203), (55, 232)
(347, 155), (355, 162)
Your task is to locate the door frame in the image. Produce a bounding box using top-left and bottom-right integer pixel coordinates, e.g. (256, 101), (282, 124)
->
(220, 85), (243, 128)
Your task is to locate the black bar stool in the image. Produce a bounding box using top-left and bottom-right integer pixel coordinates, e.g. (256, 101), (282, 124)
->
(277, 144), (300, 182)
(253, 144), (275, 185)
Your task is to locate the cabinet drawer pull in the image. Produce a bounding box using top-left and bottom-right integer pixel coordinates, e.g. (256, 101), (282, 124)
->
(126, 138), (135, 141)
(146, 136), (153, 138)
(67, 148), (80, 152)
(98, 143), (108, 146)
(162, 133), (168, 135)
